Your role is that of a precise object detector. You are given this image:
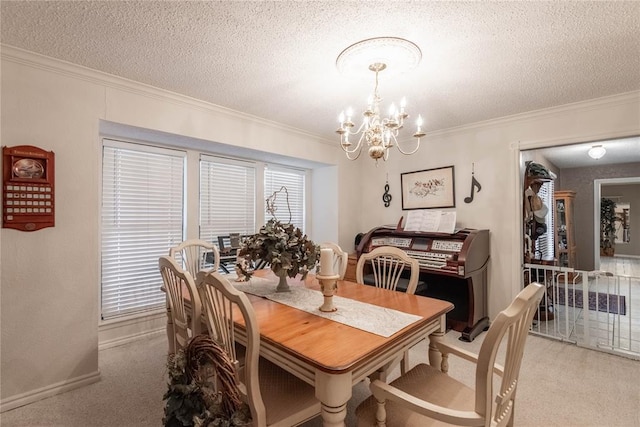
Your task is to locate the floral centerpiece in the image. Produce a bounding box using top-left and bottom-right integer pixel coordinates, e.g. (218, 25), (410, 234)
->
(235, 186), (319, 292)
(236, 218), (320, 291)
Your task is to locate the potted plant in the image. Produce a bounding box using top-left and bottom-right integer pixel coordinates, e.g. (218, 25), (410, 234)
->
(236, 187), (320, 291)
(600, 197), (617, 256)
(237, 218), (319, 291)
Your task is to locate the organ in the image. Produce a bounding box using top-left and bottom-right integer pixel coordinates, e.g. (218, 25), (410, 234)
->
(357, 223), (490, 341)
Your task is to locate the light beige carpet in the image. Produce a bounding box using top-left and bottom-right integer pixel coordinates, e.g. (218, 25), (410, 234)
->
(1, 330), (639, 426)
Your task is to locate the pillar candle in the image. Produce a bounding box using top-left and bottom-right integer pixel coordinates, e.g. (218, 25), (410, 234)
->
(320, 248), (334, 276)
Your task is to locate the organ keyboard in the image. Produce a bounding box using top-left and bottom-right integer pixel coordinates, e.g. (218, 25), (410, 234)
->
(357, 225), (490, 341)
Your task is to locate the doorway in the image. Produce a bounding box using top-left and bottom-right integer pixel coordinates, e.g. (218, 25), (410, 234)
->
(594, 178), (640, 271)
(522, 136), (640, 271)
(518, 136), (640, 358)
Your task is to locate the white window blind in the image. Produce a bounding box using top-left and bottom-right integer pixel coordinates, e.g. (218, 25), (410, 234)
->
(264, 166), (305, 231)
(101, 140), (185, 320)
(199, 156), (256, 244)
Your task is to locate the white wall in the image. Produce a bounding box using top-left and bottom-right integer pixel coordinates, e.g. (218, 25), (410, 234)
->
(0, 46), (359, 409)
(2, 45), (639, 409)
(358, 93), (640, 317)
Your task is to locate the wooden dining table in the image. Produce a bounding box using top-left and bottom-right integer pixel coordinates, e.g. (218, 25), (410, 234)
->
(166, 270), (453, 427)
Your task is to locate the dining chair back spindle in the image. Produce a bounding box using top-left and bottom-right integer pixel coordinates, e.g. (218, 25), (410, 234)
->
(356, 246), (420, 295)
(197, 272), (321, 427)
(355, 282), (545, 427)
(169, 239), (220, 278)
(159, 256), (202, 353)
(320, 242), (349, 280)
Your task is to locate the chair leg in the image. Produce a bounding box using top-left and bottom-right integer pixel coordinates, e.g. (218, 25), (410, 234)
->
(507, 401), (516, 427)
(166, 302), (175, 355)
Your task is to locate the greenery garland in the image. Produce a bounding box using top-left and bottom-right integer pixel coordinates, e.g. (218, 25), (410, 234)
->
(163, 335), (251, 427)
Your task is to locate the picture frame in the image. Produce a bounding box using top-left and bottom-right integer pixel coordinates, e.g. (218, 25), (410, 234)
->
(401, 166), (455, 210)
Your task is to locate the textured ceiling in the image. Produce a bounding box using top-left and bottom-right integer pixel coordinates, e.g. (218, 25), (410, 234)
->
(535, 136), (640, 169)
(2, 1), (640, 159)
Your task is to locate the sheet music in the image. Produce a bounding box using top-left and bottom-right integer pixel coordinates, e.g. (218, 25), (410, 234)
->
(438, 212), (456, 234)
(404, 210), (456, 233)
(405, 210), (439, 231)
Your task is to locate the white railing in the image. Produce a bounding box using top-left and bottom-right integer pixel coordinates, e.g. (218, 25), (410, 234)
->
(524, 263), (639, 360)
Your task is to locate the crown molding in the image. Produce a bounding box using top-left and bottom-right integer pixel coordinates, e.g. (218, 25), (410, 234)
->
(423, 90), (640, 140)
(1, 44), (334, 144)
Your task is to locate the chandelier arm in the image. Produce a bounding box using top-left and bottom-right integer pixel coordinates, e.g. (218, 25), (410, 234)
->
(344, 133), (366, 157)
(340, 122), (368, 155)
(353, 120), (369, 135)
(344, 144), (364, 161)
(340, 140), (363, 155)
(394, 138), (422, 155)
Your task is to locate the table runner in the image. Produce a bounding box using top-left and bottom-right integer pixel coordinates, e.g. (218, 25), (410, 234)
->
(226, 274), (422, 338)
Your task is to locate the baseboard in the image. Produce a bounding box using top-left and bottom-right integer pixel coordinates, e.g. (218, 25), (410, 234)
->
(613, 254), (640, 259)
(98, 310), (167, 349)
(1, 370), (101, 413)
(2, 329), (165, 412)
(99, 328), (165, 351)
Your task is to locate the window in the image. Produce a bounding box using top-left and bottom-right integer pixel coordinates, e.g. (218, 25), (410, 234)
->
(199, 156), (256, 244)
(101, 140), (185, 320)
(264, 166), (306, 231)
(100, 139), (310, 324)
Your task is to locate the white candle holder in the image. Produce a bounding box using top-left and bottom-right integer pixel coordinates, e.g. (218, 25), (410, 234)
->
(317, 274), (340, 312)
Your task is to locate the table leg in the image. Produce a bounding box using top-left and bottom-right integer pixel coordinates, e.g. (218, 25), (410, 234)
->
(428, 314), (448, 373)
(315, 371), (352, 427)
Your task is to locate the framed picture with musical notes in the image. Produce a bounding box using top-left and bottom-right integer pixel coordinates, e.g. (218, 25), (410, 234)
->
(401, 166), (455, 210)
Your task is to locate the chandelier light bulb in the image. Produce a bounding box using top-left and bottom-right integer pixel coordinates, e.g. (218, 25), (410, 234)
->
(346, 107), (353, 121)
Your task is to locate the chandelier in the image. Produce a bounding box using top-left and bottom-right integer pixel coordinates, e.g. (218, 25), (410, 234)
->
(335, 37), (425, 164)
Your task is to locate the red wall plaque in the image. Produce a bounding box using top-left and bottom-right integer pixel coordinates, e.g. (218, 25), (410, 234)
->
(3, 145), (55, 231)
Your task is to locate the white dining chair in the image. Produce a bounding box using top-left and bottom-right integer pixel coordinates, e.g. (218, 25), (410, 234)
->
(158, 255), (202, 354)
(356, 246), (421, 374)
(355, 283), (545, 427)
(169, 239), (220, 279)
(196, 271), (321, 426)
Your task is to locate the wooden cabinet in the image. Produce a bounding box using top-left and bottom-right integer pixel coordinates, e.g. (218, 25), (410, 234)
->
(554, 191), (577, 274)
